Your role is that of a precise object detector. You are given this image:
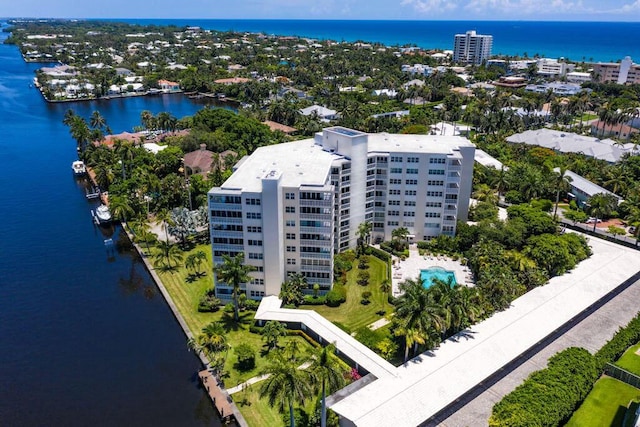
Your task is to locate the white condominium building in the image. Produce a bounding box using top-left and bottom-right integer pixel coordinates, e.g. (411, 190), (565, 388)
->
(453, 30), (493, 65)
(208, 127), (475, 300)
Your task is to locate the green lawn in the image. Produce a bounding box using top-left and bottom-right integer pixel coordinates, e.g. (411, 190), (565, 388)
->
(305, 255), (393, 332)
(616, 343), (640, 376)
(566, 377), (640, 427)
(154, 244), (316, 426)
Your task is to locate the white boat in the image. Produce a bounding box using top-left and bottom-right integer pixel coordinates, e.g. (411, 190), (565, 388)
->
(95, 204), (112, 224)
(72, 160), (86, 175)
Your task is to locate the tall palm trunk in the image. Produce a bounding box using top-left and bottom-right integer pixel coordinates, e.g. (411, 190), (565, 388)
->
(321, 381), (327, 427)
(289, 400), (295, 427)
(233, 286), (240, 321)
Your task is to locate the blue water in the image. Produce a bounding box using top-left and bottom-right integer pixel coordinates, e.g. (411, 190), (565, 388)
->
(0, 24), (222, 426)
(421, 267), (457, 289)
(110, 19), (640, 63)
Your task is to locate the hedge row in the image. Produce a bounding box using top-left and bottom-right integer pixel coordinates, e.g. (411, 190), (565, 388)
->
(490, 311), (640, 427)
(595, 312), (640, 370)
(303, 295), (327, 305)
(489, 347), (598, 427)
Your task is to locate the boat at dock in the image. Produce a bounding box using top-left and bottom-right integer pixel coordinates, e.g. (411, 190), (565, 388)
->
(93, 204), (112, 224)
(72, 160), (86, 176)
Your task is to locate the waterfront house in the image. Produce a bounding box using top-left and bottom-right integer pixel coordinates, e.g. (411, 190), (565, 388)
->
(553, 168), (622, 207)
(299, 105), (339, 122)
(184, 144), (237, 175)
(158, 79), (180, 93)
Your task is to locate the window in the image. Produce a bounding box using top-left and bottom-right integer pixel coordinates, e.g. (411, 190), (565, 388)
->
(390, 155), (403, 162)
(285, 192), (295, 200)
(405, 190), (417, 196)
(389, 189), (401, 195)
(286, 220), (296, 227)
(426, 201), (442, 207)
(425, 212), (441, 218)
(446, 194), (458, 200)
(285, 206), (295, 213)
(429, 157), (446, 164)
(246, 212), (262, 219)
(427, 191), (443, 197)
(387, 210), (400, 216)
(407, 156), (419, 163)
(245, 198), (261, 205)
(248, 252), (263, 260)
(403, 211), (415, 217)
(286, 233), (296, 240)
(287, 258), (296, 265)
(406, 168), (418, 174)
(387, 221), (399, 226)
(403, 221), (414, 227)
(286, 246), (297, 252)
(390, 168), (403, 174)
(388, 200), (400, 206)
(254, 266), (264, 272)
(246, 226), (262, 233)
(404, 200), (416, 206)
(428, 169), (445, 175)
(443, 225), (455, 232)
(389, 179), (402, 185)
(425, 222), (440, 228)
(405, 179), (418, 185)
(247, 240), (263, 246)
(427, 180), (444, 186)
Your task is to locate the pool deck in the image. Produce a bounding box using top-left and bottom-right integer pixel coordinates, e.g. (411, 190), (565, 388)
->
(391, 247), (473, 296)
(329, 233), (640, 426)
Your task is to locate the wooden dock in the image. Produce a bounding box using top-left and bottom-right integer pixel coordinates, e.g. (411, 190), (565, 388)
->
(199, 370), (237, 424)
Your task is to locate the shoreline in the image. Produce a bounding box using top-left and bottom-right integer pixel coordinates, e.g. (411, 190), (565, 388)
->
(121, 224), (248, 427)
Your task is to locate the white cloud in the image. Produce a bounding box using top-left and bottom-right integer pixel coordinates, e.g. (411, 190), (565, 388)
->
(462, 0), (592, 15)
(401, 0), (458, 14)
(608, 0), (640, 12)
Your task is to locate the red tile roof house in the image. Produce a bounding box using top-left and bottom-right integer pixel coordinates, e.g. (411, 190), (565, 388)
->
(183, 144), (237, 175)
(157, 79), (181, 93)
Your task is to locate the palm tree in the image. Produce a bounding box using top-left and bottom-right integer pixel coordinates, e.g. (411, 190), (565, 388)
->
(188, 321), (228, 372)
(153, 240), (183, 269)
(261, 320), (287, 351)
(155, 209), (174, 242)
(308, 344), (346, 427)
(552, 166), (572, 220)
(380, 279), (391, 294)
(625, 206), (640, 246)
(215, 253), (254, 321)
(394, 279), (446, 361)
(259, 351), (312, 427)
(587, 193), (618, 232)
(109, 194), (134, 226)
(356, 221), (373, 247)
(505, 250), (536, 272)
(90, 110), (106, 130)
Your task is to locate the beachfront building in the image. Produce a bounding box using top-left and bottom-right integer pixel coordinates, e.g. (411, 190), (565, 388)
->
(536, 58), (575, 78)
(208, 127), (475, 300)
(453, 30), (493, 65)
(592, 56), (640, 84)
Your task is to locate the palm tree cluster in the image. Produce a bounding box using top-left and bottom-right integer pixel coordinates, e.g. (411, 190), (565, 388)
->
(393, 279), (481, 362)
(259, 342), (346, 427)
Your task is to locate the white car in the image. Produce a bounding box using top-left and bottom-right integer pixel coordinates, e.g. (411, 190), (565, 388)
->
(585, 217), (602, 224)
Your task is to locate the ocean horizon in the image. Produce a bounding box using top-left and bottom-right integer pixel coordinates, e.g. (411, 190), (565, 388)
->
(93, 19), (640, 63)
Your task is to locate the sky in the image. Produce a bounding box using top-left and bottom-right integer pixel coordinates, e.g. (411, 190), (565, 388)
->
(2, 0), (639, 21)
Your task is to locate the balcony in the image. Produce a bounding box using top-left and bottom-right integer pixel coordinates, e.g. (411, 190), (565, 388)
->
(209, 202), (243, 211)
(300, 199), (333, 207)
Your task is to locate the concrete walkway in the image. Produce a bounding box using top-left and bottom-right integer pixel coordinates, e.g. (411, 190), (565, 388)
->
(432, 272), (640, 427)
(368, 317), (391, 331)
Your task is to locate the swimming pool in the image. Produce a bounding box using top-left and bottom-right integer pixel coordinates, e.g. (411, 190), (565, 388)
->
(420, 267), (457, 289)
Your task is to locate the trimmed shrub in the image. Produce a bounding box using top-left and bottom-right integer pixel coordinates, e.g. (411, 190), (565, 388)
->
(223, 303), (235, 313)
(244, 299), (260, 311)
(303, 295), (327, 305)
(361, 291), (372, 305)
(367, 245), (391, 263)
(326, 284), (347, 307)
(490, 347), (598, 427)
(197, 289), (221, 312)
(354, 326), (387, 349)
(234, 343), (256, 371)
(357, 270), (370, 286)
